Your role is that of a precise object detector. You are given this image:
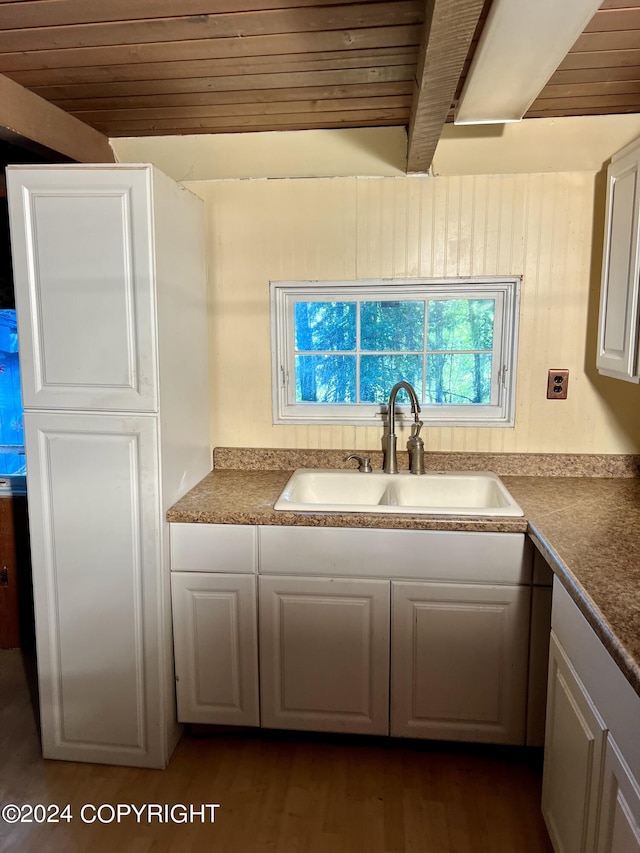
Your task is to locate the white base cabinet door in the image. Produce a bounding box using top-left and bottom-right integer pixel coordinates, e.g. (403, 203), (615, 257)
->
(171, 572), (259, 727)
(259, 576), (390, 735)
(542, 632), (607, 853)
(596, 737), (640, 853)
(391, 581), (530, 744)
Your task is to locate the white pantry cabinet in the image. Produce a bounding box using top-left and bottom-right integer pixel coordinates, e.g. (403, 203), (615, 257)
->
(170, 523), (534, 744)
(7, 165), (210, 768)
(542, 579), (640, 853)
(597, 138), (640, 382)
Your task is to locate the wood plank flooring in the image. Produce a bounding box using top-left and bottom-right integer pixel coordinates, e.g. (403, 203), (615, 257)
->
(0, 650), (553, 852)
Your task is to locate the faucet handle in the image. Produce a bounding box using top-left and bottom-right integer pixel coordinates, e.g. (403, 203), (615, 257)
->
(345, 454), (373, 473)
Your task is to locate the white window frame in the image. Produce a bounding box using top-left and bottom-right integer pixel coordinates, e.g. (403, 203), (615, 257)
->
(270, 277), (520, 427)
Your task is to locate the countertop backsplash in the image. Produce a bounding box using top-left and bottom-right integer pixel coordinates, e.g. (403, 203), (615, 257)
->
(212, 447), (640, 478)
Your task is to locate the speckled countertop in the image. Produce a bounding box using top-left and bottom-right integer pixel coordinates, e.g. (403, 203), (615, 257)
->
(167, 464), (640, 697)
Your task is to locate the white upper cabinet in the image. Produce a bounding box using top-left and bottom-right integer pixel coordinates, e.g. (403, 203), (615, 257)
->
(7, 167), (159, 410)
(597, 140), (640, 383)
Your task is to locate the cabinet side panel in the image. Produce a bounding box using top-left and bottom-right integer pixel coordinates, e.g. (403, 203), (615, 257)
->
(154, 169), (211, 508)
(151, 169), (211, 760)
(527, 585), (552, 747)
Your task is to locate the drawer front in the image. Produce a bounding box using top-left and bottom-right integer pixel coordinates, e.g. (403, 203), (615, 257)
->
(259, 526), (530, 584)
(170, 523), (257, 573)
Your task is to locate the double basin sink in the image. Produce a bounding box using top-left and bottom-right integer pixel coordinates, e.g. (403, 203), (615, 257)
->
(274, 469), (524, 517)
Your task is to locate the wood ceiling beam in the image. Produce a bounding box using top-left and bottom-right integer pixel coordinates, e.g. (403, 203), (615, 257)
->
(407, 0), (484, 173)
(0, 73), (114, 162)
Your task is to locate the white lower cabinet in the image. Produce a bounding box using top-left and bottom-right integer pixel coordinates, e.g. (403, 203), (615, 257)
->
(597, 737), (640, 853)
(391, 581), (530, 743)
(258, 575), (390, 735)
(542, 578), (640, 853)
(171, 572), (259, 726)
(542, 633), (606, 853)
(170, 523), (533, 745)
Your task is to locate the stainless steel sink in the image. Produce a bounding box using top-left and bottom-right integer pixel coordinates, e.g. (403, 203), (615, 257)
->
(274, 469), (524, 517)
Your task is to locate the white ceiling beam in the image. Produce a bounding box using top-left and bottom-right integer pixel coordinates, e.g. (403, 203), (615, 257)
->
(455, 0), (604, 124)
(407, 0), (485, 173)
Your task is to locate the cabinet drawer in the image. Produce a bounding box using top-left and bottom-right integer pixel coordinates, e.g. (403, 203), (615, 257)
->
(259, 526), (530, 584)
(170, 523), (257, 573)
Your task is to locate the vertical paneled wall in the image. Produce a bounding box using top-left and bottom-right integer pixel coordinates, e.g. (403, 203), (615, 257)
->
(195, 172), (640, 454)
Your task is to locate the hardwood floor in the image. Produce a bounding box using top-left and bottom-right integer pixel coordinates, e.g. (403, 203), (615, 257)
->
(0, 649), (553, 853)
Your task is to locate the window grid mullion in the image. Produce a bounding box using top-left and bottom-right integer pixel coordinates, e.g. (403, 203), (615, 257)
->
(422, 299), (428, 405)
(355, 299), (361, 403)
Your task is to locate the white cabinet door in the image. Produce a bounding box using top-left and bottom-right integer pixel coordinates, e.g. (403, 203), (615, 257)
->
(259, 575), (390, 735)
(24, 412), (166, 767)
(597, 144), (640, 382)
(391, 581), (530, 744)
(542, 632), (607, 853)
(171, 572), (259, 726)
(596, 737), (640, 853)
(7, 167), (159, 410)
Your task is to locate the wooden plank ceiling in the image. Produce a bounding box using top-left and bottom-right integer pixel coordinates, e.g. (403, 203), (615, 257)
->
(528, 0), (640, 118)
(0, 0), (637, 141)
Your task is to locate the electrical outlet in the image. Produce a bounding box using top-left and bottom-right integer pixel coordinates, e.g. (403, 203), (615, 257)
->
(547, 369), (569, 400)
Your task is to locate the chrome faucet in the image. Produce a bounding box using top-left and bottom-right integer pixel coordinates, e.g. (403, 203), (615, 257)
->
(382, 381), (423, 474)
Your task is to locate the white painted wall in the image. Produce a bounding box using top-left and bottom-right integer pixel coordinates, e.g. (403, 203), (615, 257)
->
(111, 116), (640, 181)
(111, 119), (640, 454)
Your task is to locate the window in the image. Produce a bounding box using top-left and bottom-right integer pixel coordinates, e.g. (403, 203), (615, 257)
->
(271, 278), (520, 426)
(0, 309), (25, 475)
